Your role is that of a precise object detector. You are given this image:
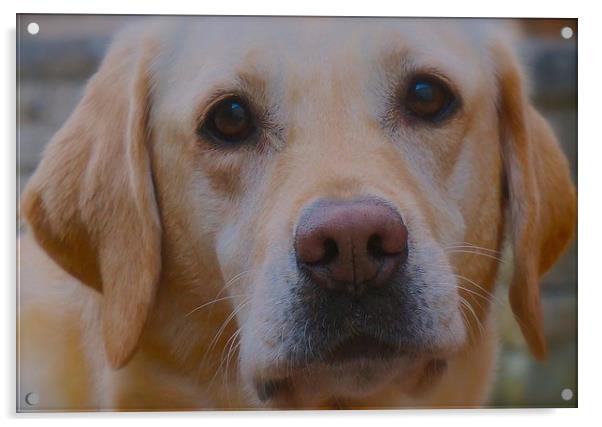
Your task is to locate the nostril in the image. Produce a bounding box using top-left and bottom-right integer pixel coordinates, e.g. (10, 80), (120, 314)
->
(367, 233), (405, 259)
(297, 235), (339, 267)
(321, 238), (339, 264)
(305, 238), (338, 266)
(366, 234), (387, 258)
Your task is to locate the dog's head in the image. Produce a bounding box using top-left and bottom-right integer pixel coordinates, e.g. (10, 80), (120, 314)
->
(22, 18), (576, 407)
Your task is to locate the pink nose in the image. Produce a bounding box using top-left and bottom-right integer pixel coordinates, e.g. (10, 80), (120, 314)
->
(294, 198), (408, 296)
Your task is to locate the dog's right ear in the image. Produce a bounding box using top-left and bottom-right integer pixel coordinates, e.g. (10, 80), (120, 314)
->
(21, 26), (162, 369)
(493, 38), (576, 360)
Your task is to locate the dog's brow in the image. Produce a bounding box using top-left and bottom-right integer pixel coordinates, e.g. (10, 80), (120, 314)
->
(193, 69), (272, 126)
(235, 70), (269, 104)
(379, 47), (414, 80)
(377, 47), (459, 98)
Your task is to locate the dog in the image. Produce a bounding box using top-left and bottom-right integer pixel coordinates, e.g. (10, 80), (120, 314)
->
(18, 17), (576, 410)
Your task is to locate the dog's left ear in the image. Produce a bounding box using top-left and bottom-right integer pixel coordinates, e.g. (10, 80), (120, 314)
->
(21, 26), (162, 368)
(494, 40), (576, 360)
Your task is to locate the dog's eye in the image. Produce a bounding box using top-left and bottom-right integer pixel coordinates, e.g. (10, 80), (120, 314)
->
(404, 77), (456, 121)
(203, 97), (255, 143)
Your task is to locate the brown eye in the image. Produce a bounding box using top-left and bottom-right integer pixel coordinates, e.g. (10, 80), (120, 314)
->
(203, 97), (255, 143)
(404, 77), (457, 121)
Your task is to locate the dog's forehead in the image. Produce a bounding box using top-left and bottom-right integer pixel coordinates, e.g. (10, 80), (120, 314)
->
(151, 18), (496, 126)
(168, 18), (489, 55)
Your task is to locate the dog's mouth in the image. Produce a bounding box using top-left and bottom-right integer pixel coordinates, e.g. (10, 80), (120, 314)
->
(253, 333), (447, 405)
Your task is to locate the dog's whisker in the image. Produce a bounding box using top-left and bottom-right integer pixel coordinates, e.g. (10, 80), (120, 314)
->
(427, 282), (484, 348)
(459, 297), (486, 340)
(454, 274), (507, 309)
(215, 269), (257, 300)
(455, 276), (533, 334)
(445, 242), (502, 255)
(455, 302), (476, 345)
(455, 283), (496, 309)
(455, 285), (489, 313)
(209, 327), (239, 388)
(224, 340), (243, 406)
(209, 299), (249, 354)
(202, 298), (251, 370)
(185, 294), (245, 317)
(446, 249), (506, 263)
(186, 270), (256, 318)
(199, 269), (257, 316)
(215, 326), (242, 404)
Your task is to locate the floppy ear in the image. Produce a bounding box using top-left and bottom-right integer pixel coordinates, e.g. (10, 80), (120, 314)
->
(495, 42), (576, 360)
(21, 27), (162, 368)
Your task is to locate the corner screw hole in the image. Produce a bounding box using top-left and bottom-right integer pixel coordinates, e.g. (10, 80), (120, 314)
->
(561, 27), (573, 40)
(27, 22), (40, 35)
(561, 388), (573, 401)
(25, 392), (39, 406)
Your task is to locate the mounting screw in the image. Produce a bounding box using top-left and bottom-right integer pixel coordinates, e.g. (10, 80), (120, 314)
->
(25, 392), (39, 406)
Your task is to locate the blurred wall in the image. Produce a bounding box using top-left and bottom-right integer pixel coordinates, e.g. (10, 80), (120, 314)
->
(490, 18), (577, 408)
(17, 15), (577, 408)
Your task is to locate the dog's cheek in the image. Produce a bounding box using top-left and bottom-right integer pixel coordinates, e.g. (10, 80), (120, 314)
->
(236, 254), (301, 382)
(407, 235), (468, 350)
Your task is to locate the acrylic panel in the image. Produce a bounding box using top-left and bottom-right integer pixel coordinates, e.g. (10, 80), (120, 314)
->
(17, 15), (577, 411)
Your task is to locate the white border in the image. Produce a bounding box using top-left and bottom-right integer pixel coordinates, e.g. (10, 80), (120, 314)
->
(2, 0), (599, 425)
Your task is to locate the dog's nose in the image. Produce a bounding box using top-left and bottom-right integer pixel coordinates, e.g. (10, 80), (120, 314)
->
(295, 198), (408, 295)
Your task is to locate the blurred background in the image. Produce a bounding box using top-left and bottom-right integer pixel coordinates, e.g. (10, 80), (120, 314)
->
(16, 15), (577, 409)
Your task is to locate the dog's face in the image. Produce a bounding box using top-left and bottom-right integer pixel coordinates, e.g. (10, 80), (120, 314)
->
(22, 18), (576, 407)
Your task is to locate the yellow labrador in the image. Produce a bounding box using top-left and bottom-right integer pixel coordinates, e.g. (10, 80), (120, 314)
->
(18, 17), (576, 410)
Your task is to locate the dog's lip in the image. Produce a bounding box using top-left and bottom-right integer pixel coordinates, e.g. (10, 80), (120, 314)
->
(255, 334), (406, 403)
